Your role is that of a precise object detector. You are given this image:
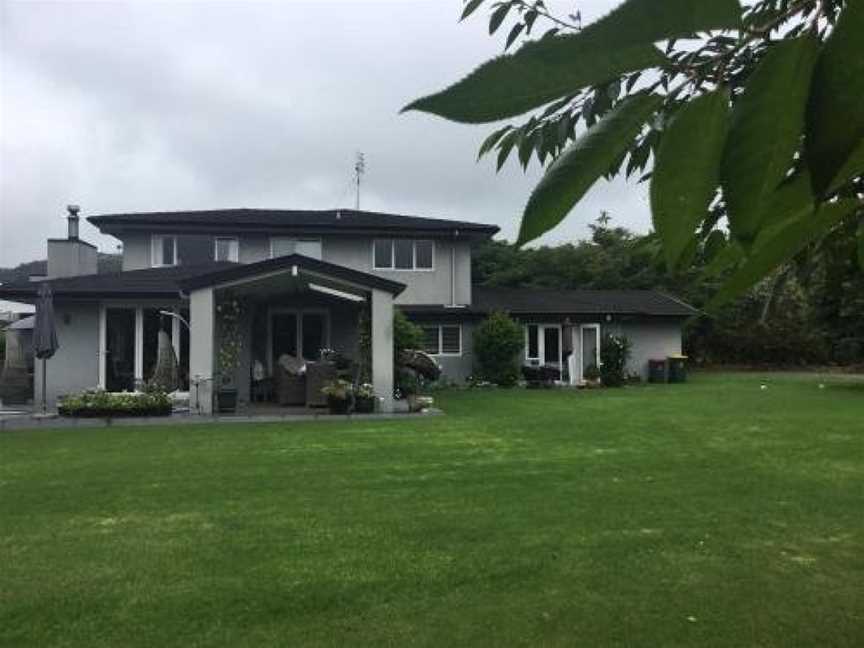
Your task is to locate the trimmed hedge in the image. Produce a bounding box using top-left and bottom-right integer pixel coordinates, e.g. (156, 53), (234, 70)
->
(58, 390), (172, 418)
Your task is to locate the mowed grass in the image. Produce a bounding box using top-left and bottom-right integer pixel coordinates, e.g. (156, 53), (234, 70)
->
(1, 373), (862, 647)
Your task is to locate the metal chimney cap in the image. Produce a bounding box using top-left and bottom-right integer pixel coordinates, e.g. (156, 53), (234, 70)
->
(67, 204), (81, 216)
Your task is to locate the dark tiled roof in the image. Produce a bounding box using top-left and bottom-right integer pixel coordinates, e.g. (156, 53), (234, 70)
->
(0, 263), (233, 301)
(472, 286), (698, 317)
(0, 256), (406, 300)
(88, 208), (500, 237)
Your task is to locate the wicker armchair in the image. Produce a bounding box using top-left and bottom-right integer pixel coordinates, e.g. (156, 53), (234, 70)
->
(274, 365), (306, 406)
(305, 361), (337, 407)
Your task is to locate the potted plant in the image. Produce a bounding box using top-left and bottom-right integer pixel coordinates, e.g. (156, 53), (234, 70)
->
(216, 296), (244, 413)
(321, 379), (353, 415)
(354, 382), (376, 414)
(583, 363), (602, 388)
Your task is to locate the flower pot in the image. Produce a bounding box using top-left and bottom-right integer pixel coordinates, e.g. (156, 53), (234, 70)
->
(327, 395), (351, 415)
(354, 395), (376, 414)
(217, 388), (238, 414)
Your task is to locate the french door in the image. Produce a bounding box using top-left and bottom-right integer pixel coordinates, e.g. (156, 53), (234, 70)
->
(525, 323), (563, 370)
(269, 309), (329, 367)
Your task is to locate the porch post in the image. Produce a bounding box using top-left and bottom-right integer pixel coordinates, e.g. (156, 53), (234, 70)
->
(189, 287), (215, 415)
(370, 288), (394, 413)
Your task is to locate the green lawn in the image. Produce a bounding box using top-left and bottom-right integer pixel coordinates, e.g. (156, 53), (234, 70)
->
(1, 373), (862, 647)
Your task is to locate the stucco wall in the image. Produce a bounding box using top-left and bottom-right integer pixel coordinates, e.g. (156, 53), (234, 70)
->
(610, 320), (683, 379)
(323, 236), (471, 306)
(34, 301), (100, 408)
(432, 321), (475, 384)
(117, 232), (473, 308)
(121, 234), (151, 270)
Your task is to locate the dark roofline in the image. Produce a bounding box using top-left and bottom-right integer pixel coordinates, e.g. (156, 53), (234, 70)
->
(88, 208), (500, 238)
(178, 254), (406, 295)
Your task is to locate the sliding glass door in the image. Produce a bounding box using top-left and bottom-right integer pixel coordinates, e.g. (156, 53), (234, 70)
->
(105, 308), (136, 392)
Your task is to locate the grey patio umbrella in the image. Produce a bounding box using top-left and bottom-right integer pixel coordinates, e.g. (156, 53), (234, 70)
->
(33, 282), (59, 413)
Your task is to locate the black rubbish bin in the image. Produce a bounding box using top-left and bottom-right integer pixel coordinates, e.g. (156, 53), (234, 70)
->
(667, 355), (688, 383)
(648, 359), (667, 383)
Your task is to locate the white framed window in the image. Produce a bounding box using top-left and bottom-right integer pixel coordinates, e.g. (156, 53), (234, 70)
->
(214, 237), (239, 262)
(524, 324), (562, 367)
(421, 324), (461, 356)
(151, 235), (177, 267)
(373, 239), (435, 271)
(270, 237), (322, 260)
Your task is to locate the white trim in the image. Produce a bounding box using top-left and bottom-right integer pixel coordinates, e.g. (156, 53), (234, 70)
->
(134, 307), (144, 386)
(151, 235), (178, 267)
(372, 239), (435, 272)
(213, 236), (239, 263)
(97, 304), (106, 389)
(577, 323), (602, 383)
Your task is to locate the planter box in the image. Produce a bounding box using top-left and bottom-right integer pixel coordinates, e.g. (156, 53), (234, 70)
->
(327, 396), (351, 415)
(217, 388), (238, 414)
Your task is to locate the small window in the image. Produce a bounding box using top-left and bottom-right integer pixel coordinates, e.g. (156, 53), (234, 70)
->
(421, 326), (440, 355)
(415, 240), (434, 269)
(374, 239), (393, 269)
(441, 326), (461, 354)
(152, 235), (177, 267)
(214, 237), (238, 262)
(420, 325), (461, 356)
(394, 240), (414, 269)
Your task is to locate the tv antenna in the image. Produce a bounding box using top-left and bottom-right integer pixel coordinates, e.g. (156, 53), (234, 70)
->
(354, 152), (365, 209)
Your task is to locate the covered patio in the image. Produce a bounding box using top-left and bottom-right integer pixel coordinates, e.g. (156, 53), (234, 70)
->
(181, 254), (404, 415)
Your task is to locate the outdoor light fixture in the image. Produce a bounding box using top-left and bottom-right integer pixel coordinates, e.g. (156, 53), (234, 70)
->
(308, 283), (365, 302)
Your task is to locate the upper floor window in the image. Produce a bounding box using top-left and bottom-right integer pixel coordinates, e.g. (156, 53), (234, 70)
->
(214, 237), (239, 262)
(151, 235), (177, 267)
(373, 239), (434, 271)
(270, 237), (322, 260)
(421, 324), (461, 356)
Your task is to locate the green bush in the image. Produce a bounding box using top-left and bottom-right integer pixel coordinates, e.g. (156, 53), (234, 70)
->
(474, 311), (524, 387)
(58, 390), (172, 418)
(394, 310), (425, 354)
(599, 334), (631, 388)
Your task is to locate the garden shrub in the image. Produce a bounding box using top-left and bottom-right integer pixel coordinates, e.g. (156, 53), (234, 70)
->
(599, 334), (631, 387)
(393, 310), (425, 354)
(58, 390), (172, 417)
(474, 311), (524, 387)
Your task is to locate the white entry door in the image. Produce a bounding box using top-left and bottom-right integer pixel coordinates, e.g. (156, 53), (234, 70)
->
(578, 323), (601, 382)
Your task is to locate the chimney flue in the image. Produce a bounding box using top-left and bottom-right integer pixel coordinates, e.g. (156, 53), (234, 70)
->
(66, 204), (80, 240)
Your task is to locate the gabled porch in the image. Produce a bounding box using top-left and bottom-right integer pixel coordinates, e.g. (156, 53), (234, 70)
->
(181, 254), (404, 415)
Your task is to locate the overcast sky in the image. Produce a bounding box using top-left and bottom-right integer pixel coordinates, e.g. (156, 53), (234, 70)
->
(0, 0), (649, 267)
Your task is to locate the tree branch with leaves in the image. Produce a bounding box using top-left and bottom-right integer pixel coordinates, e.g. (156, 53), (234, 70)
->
(402, 0), (863, 308)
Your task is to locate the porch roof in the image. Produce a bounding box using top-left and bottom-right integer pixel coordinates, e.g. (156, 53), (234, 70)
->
(0, 262), (234, 302)
(178, 254), (406, 295)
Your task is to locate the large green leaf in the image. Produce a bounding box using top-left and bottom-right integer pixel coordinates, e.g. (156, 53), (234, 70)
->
(517, 93), (662, 246)
(707, 199), (862, 309)
(827, 136), (864, 195)
(758, 169), (815, 231)
(720, 36), (820, 244)
(806, 0), (864, 196)
(403, 0), (741, 124)
(651, 89), (729, 271)
(402, 38), (662, 125)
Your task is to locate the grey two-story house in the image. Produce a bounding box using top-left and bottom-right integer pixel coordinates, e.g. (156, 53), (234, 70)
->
(0, 207), (696, 413)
